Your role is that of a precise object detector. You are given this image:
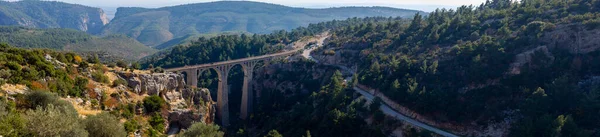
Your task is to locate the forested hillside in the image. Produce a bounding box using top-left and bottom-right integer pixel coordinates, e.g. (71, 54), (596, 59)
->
(313, 0), (600, 136)
(141, 17), (405, 69)
(0, 26), (156, 61)
(0, 1), (109, 33)
(102, 1), (423, 47)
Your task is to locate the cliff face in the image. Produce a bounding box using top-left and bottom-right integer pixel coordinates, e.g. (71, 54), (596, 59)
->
(118, 72), (216, 128)
(0, 1), (109, 33)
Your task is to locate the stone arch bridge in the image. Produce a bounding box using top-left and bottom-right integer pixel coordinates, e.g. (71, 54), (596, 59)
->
(164, 49), (301, 126)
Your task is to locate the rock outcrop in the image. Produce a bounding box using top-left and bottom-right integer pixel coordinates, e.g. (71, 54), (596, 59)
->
(543, 24), (600, 54)
(118, 72), (215, 129)
(120, 72), (186, 96)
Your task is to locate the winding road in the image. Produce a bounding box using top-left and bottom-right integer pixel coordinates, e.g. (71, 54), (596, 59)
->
(305, 35), (459, 137)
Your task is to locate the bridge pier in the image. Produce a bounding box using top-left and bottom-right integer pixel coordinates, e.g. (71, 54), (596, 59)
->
(216, 65), (231, 126)
(185, 70), (198, 87)
(240, 61), (258, 120)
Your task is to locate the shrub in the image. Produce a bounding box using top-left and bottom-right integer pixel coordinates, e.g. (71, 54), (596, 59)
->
(152, 67), (165, 73)
(24, 91), (71, 110)
(178, 122), (224, 137)
(143, 95), (165, 114)
(124, 119), (140, 133)
(24, 104), (88, 137)
(0, 99), (28, 136)
(92, 71), (109, 84)
(265, 130), (283, 137)
(83, 113), (127, 137)
(112, 78), (128, 87)
(148, 113), (165, 133)
(116, 60), (128, 68)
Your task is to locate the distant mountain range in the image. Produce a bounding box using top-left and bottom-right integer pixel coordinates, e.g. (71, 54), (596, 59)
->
(0, 26), (156, 60)
(101, 1), (425, 47)
(0, 0), (424, 59)
(0, 1), (109, 34)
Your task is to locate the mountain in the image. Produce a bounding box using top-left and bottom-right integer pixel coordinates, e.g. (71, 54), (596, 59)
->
(0, 26), (156, 60)
(0, 1), (109, 33)
(102, 1), (424, 47)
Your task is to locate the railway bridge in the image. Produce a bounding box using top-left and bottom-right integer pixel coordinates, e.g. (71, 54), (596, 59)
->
(164, 49), (301, 126)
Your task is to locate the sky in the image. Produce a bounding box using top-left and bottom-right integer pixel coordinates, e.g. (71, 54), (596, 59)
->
(9, 0), (487, 11)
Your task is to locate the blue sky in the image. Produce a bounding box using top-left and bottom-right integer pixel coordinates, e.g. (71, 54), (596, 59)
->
(9, 0), (487, 11)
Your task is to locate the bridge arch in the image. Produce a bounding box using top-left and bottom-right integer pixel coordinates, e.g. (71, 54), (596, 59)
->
(165, 49), (299, 126)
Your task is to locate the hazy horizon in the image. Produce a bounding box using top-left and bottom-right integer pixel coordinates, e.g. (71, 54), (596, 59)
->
(4, 0), (486, 12)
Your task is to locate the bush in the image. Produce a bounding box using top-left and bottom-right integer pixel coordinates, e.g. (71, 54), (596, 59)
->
(265, 130), (283, 137)
(178, 122), (224, 137)
(24, 91), (71, 110)
(107, 63), (116, 68)
(0, 99), (27, 136)
(124, 119), (140, 133)
(112, 78), (128, 87)
(83, 113), (127, 137)
(116, 60), (128, 68)
(24, 104), (88, 137)
(143, 95), (165, 114)
(148, 113), (165, 133)
(92, 71), (109, 84)
(152, 67), (165, 73)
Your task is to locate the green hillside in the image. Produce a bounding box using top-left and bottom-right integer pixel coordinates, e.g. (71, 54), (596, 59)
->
(0, 26), (156, 60)
(0, 1), (109, 33)
(317, 0), (600, 136)
(102, 1), (424, 47)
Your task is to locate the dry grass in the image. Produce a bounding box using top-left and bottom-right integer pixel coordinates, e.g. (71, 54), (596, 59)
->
(64, 98), (102, 116)
(1, 84), (28, 94)
(106, 71), (119, 83)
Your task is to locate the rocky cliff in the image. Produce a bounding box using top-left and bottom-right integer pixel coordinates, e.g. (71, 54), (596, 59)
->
(0, 1), (109, 33)
(118, 72), (216, 128)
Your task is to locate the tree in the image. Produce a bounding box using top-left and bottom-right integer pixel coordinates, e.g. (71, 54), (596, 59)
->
(83, 112), (127, 137)
(88, 54), (100, 64)
(116, 60), (128, 68)
(124, 119), (140, 133)
(25, 91), (71, 110)
(0, 99), (27, 136)
(178, 122), (224, 137)
(351, 73), (359, 87)
(265, 130), (283, 137)
(552, 115), (582, 137)
(143, 95), (165, 114)
(328, 71), (344, 93)
(131, 62), (141, 70)
(148, 113), (166, 133)
(303, 130), (311, 137)
(24, 105), (88, 137)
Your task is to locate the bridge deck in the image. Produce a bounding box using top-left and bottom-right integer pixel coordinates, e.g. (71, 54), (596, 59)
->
(164, 49), (300, 72)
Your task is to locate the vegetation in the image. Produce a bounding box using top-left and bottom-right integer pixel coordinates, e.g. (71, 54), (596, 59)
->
(320, 0), (600, 136)
(0, 26), (157, 61)
(142, 17), (405, 68)
(0, 0), (106, 33)
(83, 113), (127, 137)
(24, 104), (88, 137)
(178, 122), (225, 137)
(242, 62), (388, 137)
(103, 1), (423, 47)
(143, 95), (165, 114)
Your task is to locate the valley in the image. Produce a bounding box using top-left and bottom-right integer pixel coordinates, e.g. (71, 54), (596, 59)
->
(2, 0), (600, 137)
